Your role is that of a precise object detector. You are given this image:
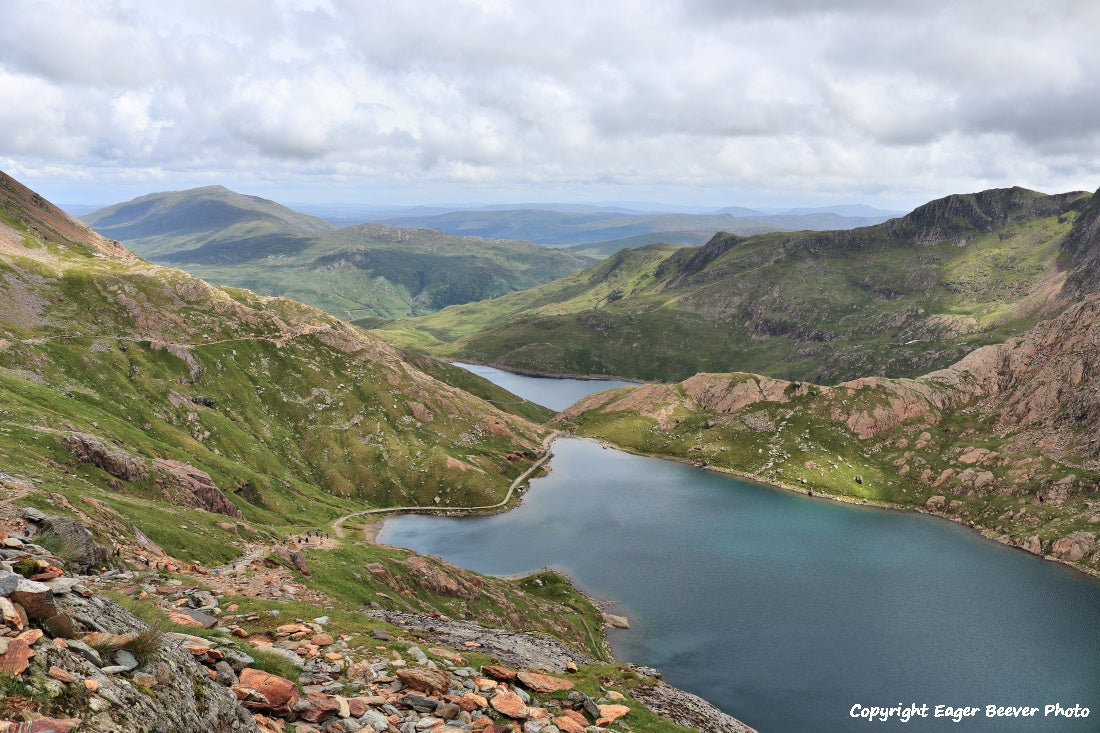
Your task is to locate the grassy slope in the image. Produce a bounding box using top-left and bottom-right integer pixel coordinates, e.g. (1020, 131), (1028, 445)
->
(380, 188), (1090, 383)
(0, 177), (552, 564)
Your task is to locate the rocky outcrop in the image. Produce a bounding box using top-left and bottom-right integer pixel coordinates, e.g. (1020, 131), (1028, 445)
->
(0, 536), (252, 732)
(58, 431), (243, 519)
(61, 433), (148, 482)
(35, 515), (110, 574)
(151, 459), (244, 519)
(368, 610), (756, 732)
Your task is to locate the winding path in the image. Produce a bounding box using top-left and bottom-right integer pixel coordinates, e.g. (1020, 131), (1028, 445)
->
(331, 431), (559, 539)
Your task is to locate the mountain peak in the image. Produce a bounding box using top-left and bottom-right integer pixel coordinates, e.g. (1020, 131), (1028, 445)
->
(897, 186), (1087, 243)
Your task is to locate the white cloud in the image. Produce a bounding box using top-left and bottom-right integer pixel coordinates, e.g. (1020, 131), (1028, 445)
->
(1, 0), (1099, 207)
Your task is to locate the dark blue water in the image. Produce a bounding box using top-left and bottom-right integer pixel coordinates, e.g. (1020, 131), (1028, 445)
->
(380, 368), (1100, 733)
(452, 361), (633, 411)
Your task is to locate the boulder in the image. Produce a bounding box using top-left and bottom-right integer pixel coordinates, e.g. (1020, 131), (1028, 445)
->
(396, 667), (451, 693)
(238, 667), (300, 715)
(1051, 532), (1097, 562)
(39, 515), (110, 572)
(10, 577), (57, 619)
(490, 690), (530, 719)
(0, 637), (32, 675)
(517, 670), (573, 693)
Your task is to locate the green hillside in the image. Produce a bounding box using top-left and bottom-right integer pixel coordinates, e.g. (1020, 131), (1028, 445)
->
(84, 189), (597, 320)
(1, 170), (551, 564)
(378, 187), (1092, 383)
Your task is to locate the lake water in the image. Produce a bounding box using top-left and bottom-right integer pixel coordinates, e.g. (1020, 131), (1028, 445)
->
(378, 365), (1100, 732)
(451, 361), (634, 411)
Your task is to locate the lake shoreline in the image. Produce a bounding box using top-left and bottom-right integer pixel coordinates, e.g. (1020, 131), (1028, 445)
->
(574, 432), (1100, 582)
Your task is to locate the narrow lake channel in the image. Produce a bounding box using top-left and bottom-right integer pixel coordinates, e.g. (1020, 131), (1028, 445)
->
(377, 364), (1100, 732)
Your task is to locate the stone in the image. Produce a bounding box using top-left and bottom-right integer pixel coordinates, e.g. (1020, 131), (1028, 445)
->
(168, 608), (218, 628)
(346, 661), (376, 682)
(299, 691), (342, 723)
(311, 632), (334, 646)
(84, 679), (99, 692)
(1051, 532), (1097, 562)
(481, 665), (517, 681)
(435, 701), (461, 720)
(0, 596), (22, 630)
(48, 665), (75, 683)
(42, 577), (84, 595)
(0, 569), (20, 595)
(596, 704), (630, 725)
(66, 639), (105, 667)
(114, 649), (139, 671)
(0, 638), (32, 675)
(925, 495), (946, 512)
(396, 667), (451, 693)
(490, 691), (530, 719)
(10, 577), (57, 619)
(401, 693), (439, 713)
(21, 507), (47, 523)
(552, 715), (587, 733)
(238, 667), (301, 715)
(517, 671), (573, 694)
(16, 628), (43, 645)
(359, 709), (389, 731)
(601, 613), (629, 629)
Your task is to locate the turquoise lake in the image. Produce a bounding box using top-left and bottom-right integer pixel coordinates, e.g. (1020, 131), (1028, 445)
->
(378, 365), (1100, 732)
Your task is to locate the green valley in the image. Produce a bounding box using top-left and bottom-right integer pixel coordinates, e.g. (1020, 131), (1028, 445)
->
(84, 187), (597, 321)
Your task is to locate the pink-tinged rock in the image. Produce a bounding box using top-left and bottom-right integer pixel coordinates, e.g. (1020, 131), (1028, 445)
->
(48, 665), (74, 683)
(553, 715), (587, 733)
(1051, 532), (1097, 562)
(596, 704), (630, 725)
(0, 638), (32, 675)
(311, 632), (334, 646)
(166, 611), (205, 628)
(481, 664), (517, 681)
(10, 578), (57, 620)
(459, 692), (488, 711)
(396, 667), (451, 693)
(346, 661), (375, 682)
(16, 629), (43, 646)
(238, 667), (300, 715)
(299, 691), (341, 723)
(516, 670), (573, 693)
(490, 690), (530, 719)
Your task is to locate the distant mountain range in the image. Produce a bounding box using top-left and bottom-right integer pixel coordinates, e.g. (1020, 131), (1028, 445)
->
(377, 186), (1095, 384)
(377, 206), (901, 248)
(83, 187), (597, 320)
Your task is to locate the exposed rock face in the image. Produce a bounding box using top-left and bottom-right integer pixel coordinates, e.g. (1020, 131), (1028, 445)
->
(0, 577), (252, 732)
(61, 433), (148, 482)
(152, 459), (244, 518)
(400, 555), (483, 600)
(60, 431), (243, 518)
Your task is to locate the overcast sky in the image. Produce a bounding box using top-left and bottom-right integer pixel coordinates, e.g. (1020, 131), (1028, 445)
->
(2, 0), (1099, 210)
